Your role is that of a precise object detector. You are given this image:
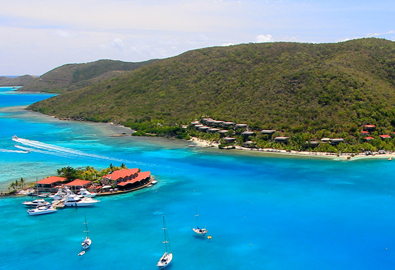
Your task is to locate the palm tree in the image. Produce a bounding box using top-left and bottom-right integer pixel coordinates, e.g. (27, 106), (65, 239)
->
(14, 179), (19, 191)
(20, 177), (25, 189)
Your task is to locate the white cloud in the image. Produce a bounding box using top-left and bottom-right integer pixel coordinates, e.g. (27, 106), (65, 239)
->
(53, 29), (79, 38)
(256, 34), (273, 43)
(221, 43), (234, 46)
(111, 38), (124, 50)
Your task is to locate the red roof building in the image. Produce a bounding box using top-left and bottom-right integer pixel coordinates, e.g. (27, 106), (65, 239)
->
(380, 135), (391, 139)
(37, 176), (68, 192)
(361, 131), (369, 136)
(364, 125), (376, 131)
(102, 168), (139, 183)
(365, 136), (374, 141)
(65, 179), (92, 192)
(117, 171), (151, 190)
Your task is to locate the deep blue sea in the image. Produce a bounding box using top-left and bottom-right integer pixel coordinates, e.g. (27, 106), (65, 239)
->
(1, 86), (395, 269)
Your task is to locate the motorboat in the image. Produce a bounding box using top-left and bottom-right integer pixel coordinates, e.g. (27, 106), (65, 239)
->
(27, 205), (57, 216)
(49, 187), (67, 200)
(81, 215), (92, 250)
(157, 215), (173, 269)
(64, 196), (99, 207)
(151, 180), (158, 185)
(78, 188), (97, 198)
(22, 199), (51, 208)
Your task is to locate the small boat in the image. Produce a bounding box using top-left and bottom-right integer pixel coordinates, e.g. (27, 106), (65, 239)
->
(192, 205), (208, 236)
(78, 188), (97, 198)
(157, 215), (173, 269)
(23, 179), (51, 207)
(81, 215), (92, 250)
(78, 251), (85, 256)
(151, 180), (158, 185)
(27, 205), (57, 216)
(22, 199), (51, 208)
(49, 187), (67, 200)
(64, 196), (99, 207)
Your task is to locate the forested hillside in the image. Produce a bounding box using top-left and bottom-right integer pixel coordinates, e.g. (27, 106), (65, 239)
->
(28, 38), (395, 145)
(20, 59), (157, 93)
(0, 75), (36, 86)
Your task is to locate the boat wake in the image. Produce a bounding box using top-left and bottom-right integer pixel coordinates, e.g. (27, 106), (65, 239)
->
(0, 148), (30, 154)
(12, 135), (131, 163)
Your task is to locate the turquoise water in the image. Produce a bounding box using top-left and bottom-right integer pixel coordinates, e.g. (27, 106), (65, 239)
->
(1, 87), (395, 269)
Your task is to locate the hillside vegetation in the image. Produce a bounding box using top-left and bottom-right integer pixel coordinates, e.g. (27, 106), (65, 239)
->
(28, 38), (395, 150)
(20, 59), (157, 93)
(0, 75), (36, 86)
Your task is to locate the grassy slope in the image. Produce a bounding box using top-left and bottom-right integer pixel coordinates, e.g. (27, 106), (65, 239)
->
(28, 38), (395, 137)
(20, 59), (158, 93)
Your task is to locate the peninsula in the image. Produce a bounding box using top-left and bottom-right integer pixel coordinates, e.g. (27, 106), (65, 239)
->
(25, 38), (395, 155)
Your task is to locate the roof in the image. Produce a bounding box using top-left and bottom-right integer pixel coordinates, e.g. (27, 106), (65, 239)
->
(361, 131), (369, 134)
(380, 135), (391, 138)
(261, 130), (276, 134)
(365, 136), (374, 140)
(274, 136), (289, 140)
(117, 171), (151, 186)
(103, 168), (139, 180)
(365, 125), (376, 128)
(330, 138), (344, 142)
(37, 176), (67, 185)
(65, 179), (91, 186)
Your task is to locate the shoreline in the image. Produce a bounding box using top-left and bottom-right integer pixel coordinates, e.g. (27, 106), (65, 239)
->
(188, 137), (394, 161)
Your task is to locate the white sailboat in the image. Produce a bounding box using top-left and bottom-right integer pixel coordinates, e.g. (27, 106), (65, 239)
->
(81, 215), (92, 250)
(192, 205), (208, 236)
(157, 215), (173, 269)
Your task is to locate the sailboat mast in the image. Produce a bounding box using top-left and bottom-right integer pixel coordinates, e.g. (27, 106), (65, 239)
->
(84, 215), (89, 238)
(162, 215), (168, 252)
(195, 204), (199, 227)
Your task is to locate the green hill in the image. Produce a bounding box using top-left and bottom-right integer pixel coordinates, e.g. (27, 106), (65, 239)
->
(28, 38), (395, 147)
(19, 59), (157, 93)
(0, 75), (36, 86)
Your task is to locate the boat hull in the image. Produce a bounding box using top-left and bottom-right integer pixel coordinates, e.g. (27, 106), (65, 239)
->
(27, 206), (57, 216)
(193, 228), (207, 235)
(157, 252), (172, 268)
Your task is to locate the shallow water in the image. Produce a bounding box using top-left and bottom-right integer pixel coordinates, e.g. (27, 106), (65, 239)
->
(1, 87), (395, 269)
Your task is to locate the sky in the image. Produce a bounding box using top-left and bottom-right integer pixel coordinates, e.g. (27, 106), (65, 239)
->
(1, 0), (394, 76)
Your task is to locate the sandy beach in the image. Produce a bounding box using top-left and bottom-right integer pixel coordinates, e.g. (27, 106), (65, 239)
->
(188, 137), (395, 161)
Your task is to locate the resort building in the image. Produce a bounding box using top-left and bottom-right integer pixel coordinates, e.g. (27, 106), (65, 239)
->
(379, 135), (391, 139)
(244, 141), (255, 147)
(65, 179), (92, 193)
(364, 125), (376, 131)
(223, 137), (236, 143)
(274, 137), (289, 143)
(102, 168), (140, 184)
(261, 130), (276, 135)
(235, 124), (248, 129)
(365, 136), (374, 141)
(329, 138), (345, 145)
(361, 131), (369, 136)
(306, 141), (320, 148)
(117, 171), (152, 191)
(222, 122), (235, 127)
(198, 126), (210, 132)
(37, 176), (68, 192)
(241, 131), (255, 137)
(207, 128), (220, 133)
